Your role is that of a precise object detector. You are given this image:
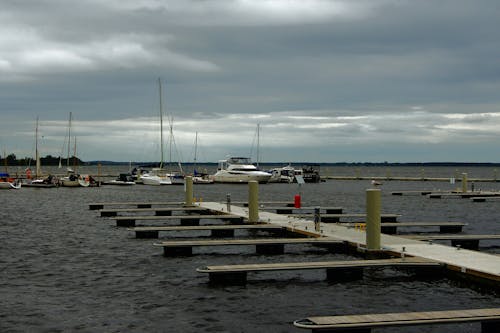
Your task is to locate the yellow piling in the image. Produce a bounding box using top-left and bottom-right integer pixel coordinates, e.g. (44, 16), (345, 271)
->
(248, 180), (259, 223)
(366, 189), (381, 250)
(462, 173), (468, 193)
(185, 176), (193, 206)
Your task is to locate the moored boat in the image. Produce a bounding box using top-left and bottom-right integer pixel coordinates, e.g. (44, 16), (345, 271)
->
(268, 164), (302, 183)
(213, 157), (272, 184)
(0, 173), (21, 189)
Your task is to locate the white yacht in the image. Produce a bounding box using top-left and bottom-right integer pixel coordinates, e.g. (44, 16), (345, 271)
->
(213, 157), (272, 184)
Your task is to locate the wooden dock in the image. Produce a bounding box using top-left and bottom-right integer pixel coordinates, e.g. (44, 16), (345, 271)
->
(293, 308), (500, 332)
(89, 201), (185, 210)
(111, 214), (244, 227)
(290, 213), (401, 222)
(428, 191), (500, 199)
(197, 202), (500, 285)
(343, 222), (466, 234)
(98, 206), (208, 217)
(154, 237), (343, 256)
(197, 257), (442, 284)
(402, 234), (500, 250)
(128, 224), (285, 238)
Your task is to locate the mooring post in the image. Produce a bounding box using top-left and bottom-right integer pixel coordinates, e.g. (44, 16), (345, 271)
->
(185, 176), (193, 206)
(366, 189), (381, 250)
(248, 180), (259, 223)
(226, 193), (231, 212)
(314, 207), (321, 232)
(462, 173), (468, 193)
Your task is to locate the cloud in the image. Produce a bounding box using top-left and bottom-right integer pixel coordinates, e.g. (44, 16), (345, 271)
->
(1, 0), (500, 162)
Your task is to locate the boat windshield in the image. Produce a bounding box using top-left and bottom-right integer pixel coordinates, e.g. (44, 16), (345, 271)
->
(227, 157), (251, 165)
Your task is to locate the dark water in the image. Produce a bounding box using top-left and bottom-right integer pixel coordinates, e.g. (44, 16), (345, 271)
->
(2, 167), (500, 332)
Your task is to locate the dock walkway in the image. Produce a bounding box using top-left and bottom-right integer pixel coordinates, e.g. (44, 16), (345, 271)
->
(197, 257), (441, 284)
(198, 202), (500, 284)
(293, 308), (500, 332)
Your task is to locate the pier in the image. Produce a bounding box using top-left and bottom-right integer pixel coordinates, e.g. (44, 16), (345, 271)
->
(195, 200), (500, 286)
(88, 178), (500, 331)
(293, 308), (500, 332)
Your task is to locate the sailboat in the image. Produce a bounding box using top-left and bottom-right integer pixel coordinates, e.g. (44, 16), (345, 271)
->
(140, 78), (185, 186)
(191, 132), (213, 184)
(59, 113), (90, 187)
(23, 117), (58, 188)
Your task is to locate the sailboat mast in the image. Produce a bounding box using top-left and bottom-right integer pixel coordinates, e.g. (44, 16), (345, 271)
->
(193, 132), (198, 173)
(35, 116), (41, 178)
(256, 123), (260, 168)
(158, 78), (164, 169)
(67, 112), (72, 168)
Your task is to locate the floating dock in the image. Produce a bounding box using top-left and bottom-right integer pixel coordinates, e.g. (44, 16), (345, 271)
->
(196, 201), (500, 286)
(293, 308), (500, 332)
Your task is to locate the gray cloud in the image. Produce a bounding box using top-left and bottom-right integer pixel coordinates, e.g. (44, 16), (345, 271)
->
(1, 0), (499, 162)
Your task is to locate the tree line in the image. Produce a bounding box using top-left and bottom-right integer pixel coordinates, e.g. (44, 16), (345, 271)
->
(0, 154), (84, 166)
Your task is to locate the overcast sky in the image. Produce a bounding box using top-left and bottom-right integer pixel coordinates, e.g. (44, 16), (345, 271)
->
(1, 0), (499, 163)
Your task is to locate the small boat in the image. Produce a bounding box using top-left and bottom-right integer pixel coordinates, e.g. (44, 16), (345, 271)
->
(23, 174), (58, 188)
(302, 165), (322, 183)
(139, 168), (172, 185)
(0, 173), (21, 189)
(213, 157), (272, 184)
(60, 170), (91, 187)
(268, 164), (302, 183)
(103, 173), (136, 186)
(371, 179), (383, 186)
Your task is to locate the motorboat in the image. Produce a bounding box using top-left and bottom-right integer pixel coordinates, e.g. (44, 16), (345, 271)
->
(213, 157), (272, 183)
(139, 168), (185, 185)
(302, 165), (322, 183)
(268, 164), (302, 183)
(0, 173), (21, 189)
(102, 173), (136, 186)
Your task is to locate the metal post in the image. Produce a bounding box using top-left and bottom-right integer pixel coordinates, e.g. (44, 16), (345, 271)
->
(226, 193), (231, 212)
(248, 181), (259, 223)
(185, 176), (193, 206)
(366, 189), (381, 250)
(314, 207), (320, 232)
(462, 173), (468, 193)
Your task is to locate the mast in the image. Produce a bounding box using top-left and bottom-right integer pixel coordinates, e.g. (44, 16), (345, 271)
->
(256, 123), (260, 168)
(194, 132), (198, 174)
(35, 116), (41, 178)
(158, 78), (164, 169)
(67, 112), (72, 169)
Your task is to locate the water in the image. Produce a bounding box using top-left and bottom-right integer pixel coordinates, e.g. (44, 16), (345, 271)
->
(1, 166), (500, 332)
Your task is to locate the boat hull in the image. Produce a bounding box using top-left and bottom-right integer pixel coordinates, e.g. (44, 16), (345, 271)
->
(213, 172), (271, 184)
(0, 181), (21, 189)
(140, 175), (172, 185)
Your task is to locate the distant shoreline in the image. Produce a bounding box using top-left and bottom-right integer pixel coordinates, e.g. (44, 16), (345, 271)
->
(84, 161), (500, 167)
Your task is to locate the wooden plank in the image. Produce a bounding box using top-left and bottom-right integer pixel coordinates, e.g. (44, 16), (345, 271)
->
(290, 213), (401, 218)
(403, 234), (500, 241)
(197, 257), (440, 273)
(100, 207), (208, 213)
(154, 237), (342, 248)
(129, 224), (283, 232)
(89, 201), (184, 207)
(344, 222), (466, 227)
(113, 214), (244, 221)
(294, 308), (500, 330)
(391, 190), (435, 196)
